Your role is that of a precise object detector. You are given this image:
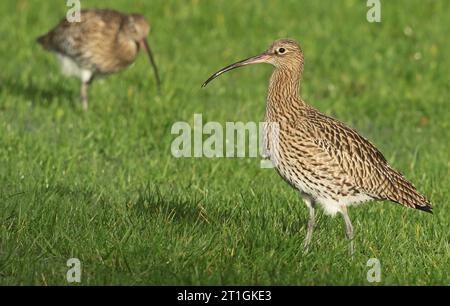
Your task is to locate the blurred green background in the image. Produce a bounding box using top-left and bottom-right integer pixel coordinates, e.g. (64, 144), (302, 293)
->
(0, 0), (448, 285)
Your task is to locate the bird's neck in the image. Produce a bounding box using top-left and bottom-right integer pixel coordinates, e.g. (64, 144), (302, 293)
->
(265, 68), (307, 122)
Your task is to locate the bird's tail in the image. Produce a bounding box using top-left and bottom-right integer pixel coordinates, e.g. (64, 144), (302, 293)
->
(384, 167), (433, 213)
(36, 34), (51, 50)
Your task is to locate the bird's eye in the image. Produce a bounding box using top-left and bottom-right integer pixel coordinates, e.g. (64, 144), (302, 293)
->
(278, 48), (286, 54)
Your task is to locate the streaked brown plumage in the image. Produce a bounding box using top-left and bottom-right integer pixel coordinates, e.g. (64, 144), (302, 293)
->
(37, 9), (160, 110)
(202, 39), (432, 254)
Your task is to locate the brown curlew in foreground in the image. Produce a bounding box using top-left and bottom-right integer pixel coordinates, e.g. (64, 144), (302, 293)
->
(202, 39), (432, 255)
(37, 9), (160, 110)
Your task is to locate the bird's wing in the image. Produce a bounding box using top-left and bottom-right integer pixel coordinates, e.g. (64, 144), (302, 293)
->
(39, 10), (124, 60)
(294, 110), (431, 211)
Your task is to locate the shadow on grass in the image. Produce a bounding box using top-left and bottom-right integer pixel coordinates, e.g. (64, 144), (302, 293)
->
(0, 76), (77, 109)
(128, 184), (309, 236)
(130, 185), (210, 225)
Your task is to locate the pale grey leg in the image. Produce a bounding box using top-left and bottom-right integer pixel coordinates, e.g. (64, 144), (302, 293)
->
(80, 73), (94, 111)
(80, 81), (89, 111)
(302, 195), (316, 252)
(340, 205), (354, 257)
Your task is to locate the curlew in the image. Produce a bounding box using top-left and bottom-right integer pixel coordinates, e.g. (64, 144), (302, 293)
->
(202, 39), (432, 255)
(37, 9), (160, 110)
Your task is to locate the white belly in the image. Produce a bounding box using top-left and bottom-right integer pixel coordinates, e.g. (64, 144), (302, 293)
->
(264, 122), (373, 216)
(57, 54), (93, 83)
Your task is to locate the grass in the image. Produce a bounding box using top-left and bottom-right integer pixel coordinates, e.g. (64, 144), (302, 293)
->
(0, 0), (449, 285)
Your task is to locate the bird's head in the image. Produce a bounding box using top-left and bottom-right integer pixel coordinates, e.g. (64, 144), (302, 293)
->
(125, 13), (161, 92)
(125, 14), (150, 42)
(202, 39), (304, 87)
(265, 39), (304, 70)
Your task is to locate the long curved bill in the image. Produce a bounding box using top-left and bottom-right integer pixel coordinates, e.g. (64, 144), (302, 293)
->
(141, 39), (161, 92)
(202, 53), (270, 88)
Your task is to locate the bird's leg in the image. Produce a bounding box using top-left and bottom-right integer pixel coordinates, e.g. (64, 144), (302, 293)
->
(80, 72), (94, 111)
(80, 81), (89, 111)
(302, 196), (316, 252)
(340, 205), (354, 257)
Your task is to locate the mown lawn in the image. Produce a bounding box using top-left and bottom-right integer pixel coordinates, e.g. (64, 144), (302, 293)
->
(0, 0), (448, 285)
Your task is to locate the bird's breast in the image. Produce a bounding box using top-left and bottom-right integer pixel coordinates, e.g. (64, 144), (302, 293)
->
(263, 119), (320, 195)
(101, 41), (139, 74)
(76, 38), (139, 75)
